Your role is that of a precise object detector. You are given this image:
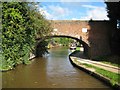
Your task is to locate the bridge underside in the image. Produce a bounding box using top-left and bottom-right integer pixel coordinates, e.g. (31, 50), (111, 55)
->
(36, 35), (90, 58)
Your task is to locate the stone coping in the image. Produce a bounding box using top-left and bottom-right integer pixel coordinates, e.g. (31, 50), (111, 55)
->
(71, 56), (119, 74)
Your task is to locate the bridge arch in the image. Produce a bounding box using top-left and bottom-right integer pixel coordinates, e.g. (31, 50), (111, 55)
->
(35, 35), (90, 58)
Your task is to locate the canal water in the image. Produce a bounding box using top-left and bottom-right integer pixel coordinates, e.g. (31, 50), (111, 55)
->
(2, 47), (112, 88)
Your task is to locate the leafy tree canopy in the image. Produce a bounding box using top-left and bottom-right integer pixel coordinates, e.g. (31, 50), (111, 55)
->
(105, 1), (120, 20)
(1, 2), (52, 71)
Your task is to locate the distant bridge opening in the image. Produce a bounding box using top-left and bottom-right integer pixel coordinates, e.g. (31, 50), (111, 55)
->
(35, 35), (90, 58)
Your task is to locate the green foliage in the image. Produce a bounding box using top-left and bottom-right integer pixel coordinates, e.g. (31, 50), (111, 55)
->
(76, 47), (80, 51)
(101, 61), (120, 68)
(36, 40), (49, 57)
(33, 9), (52, 38)
(1, 2), (52, 71)
(82, 63), (120, 85)
(94, 55), (120, 67)
(52, 38), (74, 46)
(105, 1), (120, 20)
(96, 68), (120, 86)
(0, 3), (2, 71)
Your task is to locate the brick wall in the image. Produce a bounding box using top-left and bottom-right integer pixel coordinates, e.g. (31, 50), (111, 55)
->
(50, 20), (112, 59)
(88, 21), (111, 59)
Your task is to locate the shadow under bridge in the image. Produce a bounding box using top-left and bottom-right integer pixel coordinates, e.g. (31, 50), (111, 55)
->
(35, 35), (90, 58)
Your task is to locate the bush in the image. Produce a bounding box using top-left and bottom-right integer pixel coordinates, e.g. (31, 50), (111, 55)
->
(1, 2), (52, 71)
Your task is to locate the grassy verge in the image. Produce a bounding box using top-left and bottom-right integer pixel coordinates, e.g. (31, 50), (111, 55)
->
(95, 55), (120, 67)
(71, 50), (120, 86)
(76, 47), (80, 51)
(76, 47), (84, 52)
(101, 61), (120, 67)
(82, 63), (120, 86)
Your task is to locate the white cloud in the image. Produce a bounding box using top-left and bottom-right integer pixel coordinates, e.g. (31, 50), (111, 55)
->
(48, 5), (70, 16)
(80, 5), (109, 20)
(39, 5), (71, 20)
(72, 18), (80, 20)
(35, 5), (39, 8)
(81, 4), (99, 9)
(39, 3), (109, 20)
(39, 7), (54, 19)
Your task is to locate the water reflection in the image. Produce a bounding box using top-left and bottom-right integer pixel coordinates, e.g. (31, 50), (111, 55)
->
(2, 47), (112, 88)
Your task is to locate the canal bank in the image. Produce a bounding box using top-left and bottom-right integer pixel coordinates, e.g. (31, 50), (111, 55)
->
(0, 52), (36, 72)
(69, 51), (120, 90)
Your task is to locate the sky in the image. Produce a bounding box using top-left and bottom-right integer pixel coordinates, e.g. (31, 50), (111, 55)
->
(38, 0), (109, 20)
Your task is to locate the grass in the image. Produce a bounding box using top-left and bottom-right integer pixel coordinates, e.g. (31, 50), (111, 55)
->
(81, 63), (120, 86)
(72, 48), (120, 86)
(96, 67), (120, 85)
(76, 47), (80, 51)
(101, 61), (120, 67)
(94, 55), (120, 68)
(76, 47), (84, 52)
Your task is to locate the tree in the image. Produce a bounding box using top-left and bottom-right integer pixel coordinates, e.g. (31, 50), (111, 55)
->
(105, 1), (120, 55)
(105, 1), (120, 20)
(1, 2), (52, 71)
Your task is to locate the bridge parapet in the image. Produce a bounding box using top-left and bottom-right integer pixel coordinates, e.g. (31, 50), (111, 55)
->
(51, 20), (91, 46)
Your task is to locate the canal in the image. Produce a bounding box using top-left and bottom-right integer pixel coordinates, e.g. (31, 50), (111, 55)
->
(2, 47), (112, 88)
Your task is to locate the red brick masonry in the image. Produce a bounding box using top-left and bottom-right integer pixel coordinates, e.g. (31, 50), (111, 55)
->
(50, 20), (111, 59)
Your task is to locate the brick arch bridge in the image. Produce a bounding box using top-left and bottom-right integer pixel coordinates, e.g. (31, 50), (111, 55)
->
(36, 35), (90, 57)
(36, 20), (112, 59)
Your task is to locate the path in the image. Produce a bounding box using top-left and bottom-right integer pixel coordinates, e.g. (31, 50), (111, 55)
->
(70, 51), (120, 74)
